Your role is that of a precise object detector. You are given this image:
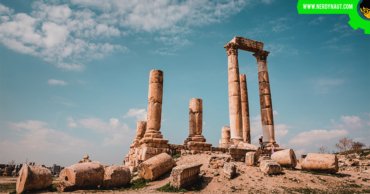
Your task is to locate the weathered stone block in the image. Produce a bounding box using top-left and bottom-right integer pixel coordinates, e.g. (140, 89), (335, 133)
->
(223, 162), (236, 179)
(103, 165), (131, 188)
(138, 153), (175, 181)
(260, 160), (282, 175)
(245, 152), (256, 166)
(271, 149), (297, 168)
(16, 164), (52, 193)
(301, 153), (338, 173)
(208, 155), (231, 169)
(170, 163), (202, 189)
(58, 162), (104, 191)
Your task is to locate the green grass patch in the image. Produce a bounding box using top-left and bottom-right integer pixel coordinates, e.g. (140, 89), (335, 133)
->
(129, 178), (149, 190)
(157, 183), (187, 192)
(0, 183), (16, 193)
(172, 153), (181, 159)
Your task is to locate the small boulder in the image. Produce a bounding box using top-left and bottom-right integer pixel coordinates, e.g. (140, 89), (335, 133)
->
(260, 160), (282, 175)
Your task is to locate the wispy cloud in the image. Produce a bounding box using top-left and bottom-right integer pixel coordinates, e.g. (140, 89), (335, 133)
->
(68, 117), (133, 146)
(124, 108), (147, 121)
(48, 79), (67, 86)
(0, 0), (248, 68)
(312, 78), (345, 94)
(0, 120), (90, 165)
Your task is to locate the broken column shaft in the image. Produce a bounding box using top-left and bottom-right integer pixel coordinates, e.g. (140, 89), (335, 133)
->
(225, 43), (243, 144)
(239, 74), (251, 143)
(219, 126), (231, 148)
(185, 98), (211, 151)
(253, 51), (276, 145)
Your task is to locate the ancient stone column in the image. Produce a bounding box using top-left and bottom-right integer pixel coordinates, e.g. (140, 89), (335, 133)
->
(144, 70), (164, 139)
(253, 51), (276, 145)
(188, 98), (204, 141)
(131, 121), (147, 147)
(219, 126), (231, 148)
(239, 74), (251, 143)
(185, 98), (211, 151)
(225, 43), (243, 144)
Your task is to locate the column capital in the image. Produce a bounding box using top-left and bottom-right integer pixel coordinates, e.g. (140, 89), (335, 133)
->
(253, 50), (269, 62)
(225, 43), (238, 56)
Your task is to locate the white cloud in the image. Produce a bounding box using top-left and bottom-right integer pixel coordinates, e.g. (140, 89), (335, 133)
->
(270, 17), (290, 32)
(0, 120), (90, 165)
(313, 78), (345, 94)
(48, 79), (68, 86)
(261, 0), (275, 4)
(289, 129), (348, 146)
(0, 1), (248, 69)
(339, 115), (363, 129)
(0, 4), (12, 15)
(68, 117), (133, 146)
(124, 108), (147, 121)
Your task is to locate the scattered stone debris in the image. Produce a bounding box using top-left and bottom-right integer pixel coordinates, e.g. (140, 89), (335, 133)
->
(79, 154), (92, 163)
(260, 160), (282, 175)
(208, 155), (231, 169)
(16, 164), (52, 193)
(223, 162), (237, 179)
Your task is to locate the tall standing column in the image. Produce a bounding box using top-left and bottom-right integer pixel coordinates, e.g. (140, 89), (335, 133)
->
(144, 70), (164, 139)
(239, 74), (251, 143)
(225, 43), (243, 144)
(253, 51), (276, 145)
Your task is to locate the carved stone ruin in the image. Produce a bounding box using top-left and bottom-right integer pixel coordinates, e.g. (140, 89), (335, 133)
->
(103, 165), (131, 188)
(271, 149), (297, 168)
(137, 70), (170, 161)
(301, 153), (338, 173)
(223, 162), (237, 179)
(260, 160), (282, 175)
(184, 98), (212, 152)
(224, 37), (278, 147)
(79, 154), (92, 163)
(125, 121), (147, 170)
(16, 164), (52, 193)
(170, 163), (202, 189)
(219, 126), (231, 148)
(245, 151), (256, 166)
(138, 153), (175, 181)
(58, 162), (105, 191)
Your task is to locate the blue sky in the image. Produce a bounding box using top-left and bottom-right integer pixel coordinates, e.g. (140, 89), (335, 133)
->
(0, 0), (369, 166)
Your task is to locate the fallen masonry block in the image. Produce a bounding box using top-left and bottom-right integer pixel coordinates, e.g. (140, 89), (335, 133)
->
(58, 162), (104, 191)
(223, 162), (236, 179)
(301, 153), (338, 173)
(138, 153), (175, 181)
(208, 155), (231, 169)
(16, 164), (52, 194)
(103, 165), (131, 188)
(271, 149), (297, 168)
(245, 152), (256, 166)
(170, 163), (202, 189)
(260, 160), (282, 175)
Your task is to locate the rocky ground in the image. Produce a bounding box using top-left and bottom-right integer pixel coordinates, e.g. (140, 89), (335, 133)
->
(0, 152), (369, 194)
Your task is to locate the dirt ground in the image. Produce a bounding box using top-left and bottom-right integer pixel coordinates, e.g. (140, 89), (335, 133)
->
(1, 153), (369, 194)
